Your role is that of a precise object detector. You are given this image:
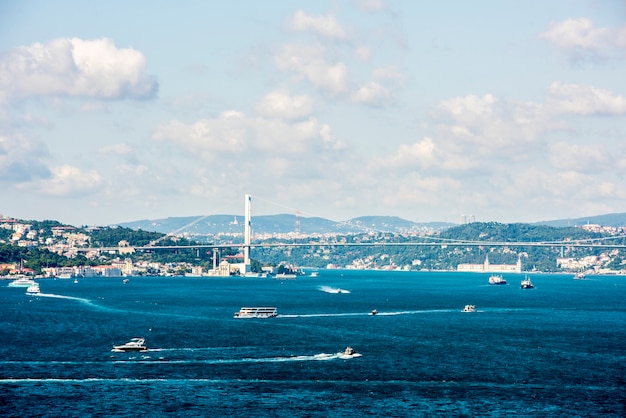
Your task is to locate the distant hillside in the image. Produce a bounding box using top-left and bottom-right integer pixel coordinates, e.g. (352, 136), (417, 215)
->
(535, 212), (626, 228)
(117, 214), (455, 235)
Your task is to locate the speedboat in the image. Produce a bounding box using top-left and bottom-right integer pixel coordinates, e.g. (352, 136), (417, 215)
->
(340, 346), (362, 358)
(520, 276), (534, 289)
(8, 277), (37, 287)
(462, 305), (476, 312)
(112, 338), (147, 352)
(26, 283), (40, 295)
(370, 309), (378, 316)
(488, 274), (507, 285)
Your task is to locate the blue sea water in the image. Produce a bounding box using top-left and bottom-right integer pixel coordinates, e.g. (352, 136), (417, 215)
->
(1, 271), (625, 417)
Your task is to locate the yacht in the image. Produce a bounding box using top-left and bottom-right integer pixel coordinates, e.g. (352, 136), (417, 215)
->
(233, 307), (278, 319)
(520, 276), (534, 289)
(462, 305), (476, 312)
(488, 274), (507, 285)
(26, 283), (40, 295)
(112, 338), (147, 352)
(8, 277), (37, 287)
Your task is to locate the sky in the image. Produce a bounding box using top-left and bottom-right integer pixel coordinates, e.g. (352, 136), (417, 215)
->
(1, 0), (626, 227)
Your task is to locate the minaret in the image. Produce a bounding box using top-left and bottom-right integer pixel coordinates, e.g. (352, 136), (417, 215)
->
(243, 194), (251, 273)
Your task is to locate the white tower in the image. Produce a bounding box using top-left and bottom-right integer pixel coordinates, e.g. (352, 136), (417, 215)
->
(243, 194), (252, 273)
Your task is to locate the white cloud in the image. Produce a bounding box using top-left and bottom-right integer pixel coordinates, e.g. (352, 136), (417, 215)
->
(289, 10), (347, 41)
(275, 44), (348, 95)
(539, 18), (626, 61)
(153, 111), (346, 158)
(0, 134), (50, 182)
(23, 164), (102, 197)
(350, 81), (392, 106)
(0, 37), (158, 101)
(546, 82), (626, 115)
(549, 141), (610, 173)
(255, 89), (314, 119)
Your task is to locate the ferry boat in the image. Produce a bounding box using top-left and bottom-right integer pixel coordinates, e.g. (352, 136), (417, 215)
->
(26, 283), (40, 295)
(233, 307), (278, 319)
(488, 274), (507, 285)
(8, 277), (37, 287)
(520, 276), (534, 289)
(112, 338), (147, 352)
(462, 305), (476, 312)
(274, 273), (297, 280)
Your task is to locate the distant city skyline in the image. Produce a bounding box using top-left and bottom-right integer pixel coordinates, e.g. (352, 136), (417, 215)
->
(1, 1), (625, 226)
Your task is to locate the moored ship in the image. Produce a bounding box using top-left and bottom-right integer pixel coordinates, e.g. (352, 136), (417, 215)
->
(233, 307), (278, 319)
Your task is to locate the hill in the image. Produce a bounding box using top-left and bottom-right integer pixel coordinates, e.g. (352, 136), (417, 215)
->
(535, 212), (626, 228)
(116, 214), (455, 235)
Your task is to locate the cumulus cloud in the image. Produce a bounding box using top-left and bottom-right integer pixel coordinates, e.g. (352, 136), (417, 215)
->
(275, 44), (348, 95)
(255, 89), (314, 119)
(350, 81), (393, 106)
(153, 110), (346, 158)
(539, 18), (626, 62)
(289, 10), (347, 41)
(0, 37), (158, 101)
(21, 164), (102, 197)
(545, 82), (626, 115)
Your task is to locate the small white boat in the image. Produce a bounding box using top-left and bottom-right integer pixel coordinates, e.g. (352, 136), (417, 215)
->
(370, 309), (378, 316)
(340, 346), (362, 358)
(574, 272), (586, 280)
(26, 283), (40, 295)
(462, 305), (476, 312)
(8, 277), (37, 287)
(112, 338), (147, 352)
(274, 273), (297, 280)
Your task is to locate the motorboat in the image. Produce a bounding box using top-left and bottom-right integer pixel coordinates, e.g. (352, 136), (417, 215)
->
(488, 274), (507, 285)
(370, 309), (378, 316)
(520, 276), (534, 289)
(112, 338), (147, 352)
(123, 279), (130, 284)
(340, 346), (362, 358)
(8, 277), (37, 287)
(462, 305), (476, 312)
(574, 272), (586, 280)
(233, 307), (278, 319)
(274, 273), (297, 280)
(26, 283), (40, 295)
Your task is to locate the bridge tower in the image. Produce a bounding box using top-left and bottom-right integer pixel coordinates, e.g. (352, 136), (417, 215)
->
(243, 194), (252, 273)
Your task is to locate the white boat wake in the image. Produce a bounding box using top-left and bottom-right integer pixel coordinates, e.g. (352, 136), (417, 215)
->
(318, 286), (350, 294)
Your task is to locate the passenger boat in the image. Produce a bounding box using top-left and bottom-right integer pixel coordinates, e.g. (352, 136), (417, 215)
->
(488, 274), (507, 285)
(26, 283), (40, 295)
(274, 273), (297, 279)
(112, 338), (147, 352)
(520, 276), (534, 289)
(8, 277), (37, 287)
(233, 307), (278, 319)
(462, 305), (476, 312)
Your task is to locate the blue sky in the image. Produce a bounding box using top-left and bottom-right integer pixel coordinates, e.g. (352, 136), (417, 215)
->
(1, 0), (625, 226)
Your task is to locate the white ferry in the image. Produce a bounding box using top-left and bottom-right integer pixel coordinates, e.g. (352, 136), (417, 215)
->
(233, 307), (278, 319)
(8, 277), (37, 287)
